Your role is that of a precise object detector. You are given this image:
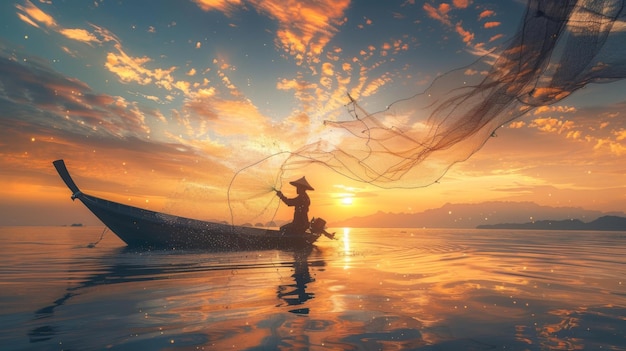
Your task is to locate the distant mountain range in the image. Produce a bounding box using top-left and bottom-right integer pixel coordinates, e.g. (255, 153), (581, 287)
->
(332, 201), (626, 229)
(477, 215), (626, 231)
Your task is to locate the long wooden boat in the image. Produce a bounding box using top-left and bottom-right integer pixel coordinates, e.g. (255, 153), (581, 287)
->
(53, 159), (323, 250)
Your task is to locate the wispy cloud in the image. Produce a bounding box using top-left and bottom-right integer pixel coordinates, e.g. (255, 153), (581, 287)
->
(511, 102), (626, 156)
(15, 1), (192, 98)
(423, 3), (452, 26)
(478, 9), (495, 20)
(15, 0), (56, 28)
(16, 0), (102, 44)
(59, 28), (101, 44)
(483, 21), (500, 29)
(192, 0), (244, 16)
(0, 51), (153, 139)
(193, 0), (351, 66)
(423, 2), (507, 52)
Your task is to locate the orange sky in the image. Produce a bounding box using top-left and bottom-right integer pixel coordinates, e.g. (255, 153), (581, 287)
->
(1, 0), (625, 226)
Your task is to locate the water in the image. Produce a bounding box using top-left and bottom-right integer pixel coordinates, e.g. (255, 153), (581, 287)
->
(1, 226), (625, 350)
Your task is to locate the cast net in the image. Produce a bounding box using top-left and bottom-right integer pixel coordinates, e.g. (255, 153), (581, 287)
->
(228, 0), (626, 226)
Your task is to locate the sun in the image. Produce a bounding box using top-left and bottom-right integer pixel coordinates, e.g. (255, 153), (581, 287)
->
(341, 196), (354, 205)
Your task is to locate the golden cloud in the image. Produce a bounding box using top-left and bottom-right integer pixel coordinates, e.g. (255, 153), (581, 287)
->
(342, 62), (352, 73)
(423, 3), (452, 26)
(322, 62), (335, 76)
(15, 0), (56, 28)
(533, 105), (577, 115)
(452, 0), (470, 9)
(16, 12), (40, 28)
(483, 21), (501, 29)
(478, 10), (495, 20)
(508, 121), (526, 129)
(489, 33), (504, 42)
(262, 0), (350, 64)
(16, 0), (105, 47)
(530, 87), (572, 102)
(455, 22), (475, 45)
(566, 130), (582, 140)
(105, 52), (154, 85)
(192, 0), (243, 15)
(60, 28), (101, 44)
(594, 137), (626, 155)
(192, 0), (350, 66)
(530, 117), (575, 134)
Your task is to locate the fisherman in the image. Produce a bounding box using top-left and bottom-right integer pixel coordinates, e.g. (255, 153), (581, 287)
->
(276, 177), (314, 235)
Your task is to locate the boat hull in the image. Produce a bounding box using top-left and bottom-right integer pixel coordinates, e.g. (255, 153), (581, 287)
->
(53, 160), (320, 250)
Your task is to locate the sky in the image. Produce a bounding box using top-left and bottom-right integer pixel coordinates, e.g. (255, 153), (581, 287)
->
(0, 0), (625, 226)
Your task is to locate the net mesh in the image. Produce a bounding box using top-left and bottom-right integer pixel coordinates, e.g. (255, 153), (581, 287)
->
(228, 0), (626, 225)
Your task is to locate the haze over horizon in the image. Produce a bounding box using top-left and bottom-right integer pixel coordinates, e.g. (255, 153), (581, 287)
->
(1, 0), (625, 226)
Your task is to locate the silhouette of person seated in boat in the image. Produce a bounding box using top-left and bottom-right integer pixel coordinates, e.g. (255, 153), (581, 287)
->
(276, 177), (314, 235)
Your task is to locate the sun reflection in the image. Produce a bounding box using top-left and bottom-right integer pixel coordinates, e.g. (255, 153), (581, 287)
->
(343, 227), (351, 270)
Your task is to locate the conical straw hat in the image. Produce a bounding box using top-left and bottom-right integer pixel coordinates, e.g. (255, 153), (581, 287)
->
(289, 176), (314, 191)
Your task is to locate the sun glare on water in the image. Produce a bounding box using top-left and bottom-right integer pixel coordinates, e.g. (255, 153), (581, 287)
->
(342, 227), (351, 270)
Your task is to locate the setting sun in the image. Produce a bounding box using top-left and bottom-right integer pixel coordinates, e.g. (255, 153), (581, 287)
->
(341, 196), (354, 206)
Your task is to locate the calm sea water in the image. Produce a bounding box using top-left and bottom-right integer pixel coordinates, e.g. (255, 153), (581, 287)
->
(1, 226), (625, 351)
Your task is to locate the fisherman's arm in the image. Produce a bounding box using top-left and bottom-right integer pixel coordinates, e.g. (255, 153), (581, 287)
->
(276, 191), (300, 206)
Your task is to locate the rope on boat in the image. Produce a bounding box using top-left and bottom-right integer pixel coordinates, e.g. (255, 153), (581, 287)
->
(87, 227), (108, 248)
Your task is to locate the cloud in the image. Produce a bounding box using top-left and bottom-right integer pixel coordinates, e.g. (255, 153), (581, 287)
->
(357, 17), (373, 29)
(193, 0), (351, 66)
(321, 62), (334, 76)
(16, 0), (103, 45)
(14, 0), (188, 96)
(594, 136), (626, 155)
(455, 22), (475, 45)
(533, 105), (577, 115)
(0, 51), (153, 138)
(97, 31), (201, 98)
(509, 101), (626, 157)
(508, 121), (526, 129)
(178, 93), (315, 161)
(530, 118), (575, 134)
(192, 0), (243, 16)
(423, 3), (483, 48)
(483, 21), (500, 29)
(59, 28), (102, 44)
(15, 0), (56, 28)
(0, 46), (245, 213)
(105, 52), (157, 85)
(478, 9), (495, 20)
(423, 3), (452, 26)
(252, 0), (351, 65)
(489, 33), (504, 42)
(452, 0), (470, 9)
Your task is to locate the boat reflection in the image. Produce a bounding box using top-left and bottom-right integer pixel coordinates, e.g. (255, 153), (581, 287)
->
(276, 246), (326, 314)
(28, 246), (327, 343)
(28, 247), (171, 343)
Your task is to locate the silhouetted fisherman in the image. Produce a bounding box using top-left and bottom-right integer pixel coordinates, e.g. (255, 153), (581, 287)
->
(276, 177), (314, 235)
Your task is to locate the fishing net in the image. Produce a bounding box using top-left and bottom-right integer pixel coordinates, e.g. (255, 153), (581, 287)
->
(228, 0), (626, 226)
